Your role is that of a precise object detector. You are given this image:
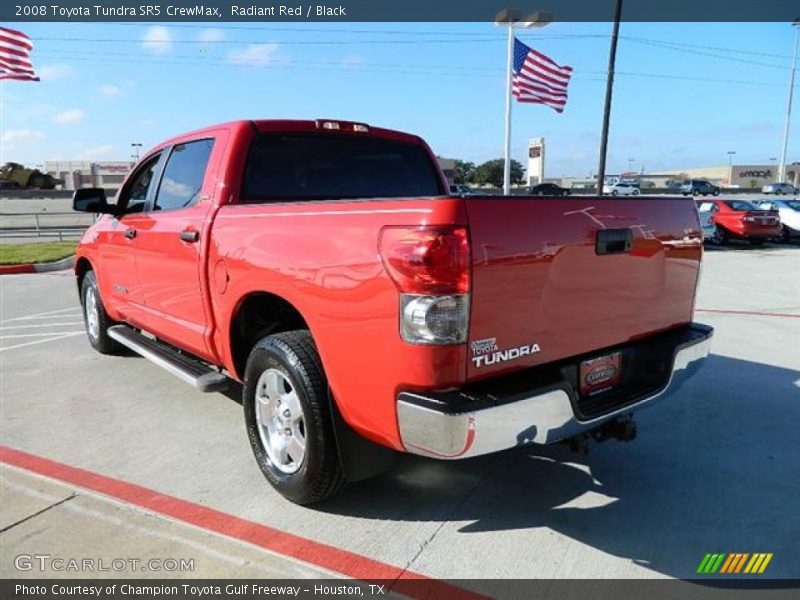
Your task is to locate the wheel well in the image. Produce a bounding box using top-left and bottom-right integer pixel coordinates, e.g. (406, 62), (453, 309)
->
(229, 292), (309, 379)
(75, 257), (93, 295)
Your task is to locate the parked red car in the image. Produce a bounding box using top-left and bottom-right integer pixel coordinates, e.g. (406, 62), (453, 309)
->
(697, 199), (781, 245)
(72, 119), (712, 504)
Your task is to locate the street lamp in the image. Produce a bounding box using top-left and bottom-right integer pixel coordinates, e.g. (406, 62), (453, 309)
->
(726, 151), (736, 166)
(778, 19), (800, 183)
(496, 9), (552, 195)
(130, 142), (143, 162)
(627, 157), (635, 172)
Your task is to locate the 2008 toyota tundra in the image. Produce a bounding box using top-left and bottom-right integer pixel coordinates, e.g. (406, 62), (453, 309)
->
(73, 119), (712, 504)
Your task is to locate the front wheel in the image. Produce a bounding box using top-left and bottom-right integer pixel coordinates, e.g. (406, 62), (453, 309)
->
(611, 190), (619, 196)
(713, 189), (720, 196)
(632, 189), (640, 196)
(80, 271), (123, 354)
(243, 330), (345, 505)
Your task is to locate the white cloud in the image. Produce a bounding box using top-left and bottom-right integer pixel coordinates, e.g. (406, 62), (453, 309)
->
(227, 43), (281, 67)
(197, 28), (225, 43)
(38, 64), (75, 81)
(79, 145), (114, 159)
(99, 84), (121, 99)
(1, 130), (46, 144)
(142, 26), (173, 55)
(53, 109), (86, 124)
(341, 54), (364, 68)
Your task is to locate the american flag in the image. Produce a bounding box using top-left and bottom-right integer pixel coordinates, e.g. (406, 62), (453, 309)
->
(0, 26), (40, 82)
(512, 38), (572, 113)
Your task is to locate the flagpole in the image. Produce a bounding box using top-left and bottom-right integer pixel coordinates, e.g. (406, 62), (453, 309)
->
(503, 25), (515, 196)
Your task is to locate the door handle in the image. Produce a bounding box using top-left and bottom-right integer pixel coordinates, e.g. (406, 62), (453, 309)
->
(124, 228), (136, 239)
(180, 230), (200, 243)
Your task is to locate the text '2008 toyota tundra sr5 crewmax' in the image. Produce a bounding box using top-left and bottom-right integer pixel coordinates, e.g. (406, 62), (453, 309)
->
(73, 119), (713, 504)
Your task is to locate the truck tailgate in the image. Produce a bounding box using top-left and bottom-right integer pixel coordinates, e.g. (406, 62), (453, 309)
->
(464, 196), (702, 381)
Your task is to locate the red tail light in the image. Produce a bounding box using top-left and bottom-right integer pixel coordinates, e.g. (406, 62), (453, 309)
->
(379, 226), (470, 294)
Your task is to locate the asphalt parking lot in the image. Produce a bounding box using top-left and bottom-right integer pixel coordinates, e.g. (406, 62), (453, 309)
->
(0, 243), (798, 582)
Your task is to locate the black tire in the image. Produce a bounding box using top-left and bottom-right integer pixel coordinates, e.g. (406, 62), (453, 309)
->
(712, 225), (729, 246)
(243, 330), (345, 505)
(611, 190), (619, 196)
(80, 270), (123, 354)
(713, 189), (720, 196)
(692, 189), (700, 196)
(632, 189), (640, 196)
(780, 226), (792, 243)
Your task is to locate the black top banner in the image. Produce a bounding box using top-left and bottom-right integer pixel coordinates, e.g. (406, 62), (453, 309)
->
(1, 0), (799, 23)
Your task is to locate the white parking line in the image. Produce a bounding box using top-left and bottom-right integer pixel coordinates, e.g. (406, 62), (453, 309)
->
(1, 331), (84, 339)
(0, 332), (83, 352)
(0, 322), (84, 330)
(2, 307), (81, 323)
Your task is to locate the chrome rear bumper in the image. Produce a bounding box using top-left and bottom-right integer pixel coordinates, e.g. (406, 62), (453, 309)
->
(397, 323), (712, 459)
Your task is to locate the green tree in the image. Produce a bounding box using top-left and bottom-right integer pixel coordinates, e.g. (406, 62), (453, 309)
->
(454, 160), (476, 184)
(472, 159), (525, 187)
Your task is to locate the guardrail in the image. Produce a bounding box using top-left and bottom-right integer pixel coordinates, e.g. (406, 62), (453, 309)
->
(0, 211), (95, 241)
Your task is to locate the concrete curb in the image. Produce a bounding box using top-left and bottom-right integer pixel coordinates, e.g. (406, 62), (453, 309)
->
(0, 255), (74, 275)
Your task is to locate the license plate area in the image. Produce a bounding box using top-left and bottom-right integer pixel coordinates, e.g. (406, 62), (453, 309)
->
(580, 351), (622, 396)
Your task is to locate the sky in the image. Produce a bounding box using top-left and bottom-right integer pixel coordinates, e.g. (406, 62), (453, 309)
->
(1, 21), (798, 177)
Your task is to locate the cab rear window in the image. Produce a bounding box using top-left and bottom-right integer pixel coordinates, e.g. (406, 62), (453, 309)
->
(241, 133), (444, 201)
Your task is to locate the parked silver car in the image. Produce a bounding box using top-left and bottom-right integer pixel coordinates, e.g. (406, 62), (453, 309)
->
(761, 182), (798, 195)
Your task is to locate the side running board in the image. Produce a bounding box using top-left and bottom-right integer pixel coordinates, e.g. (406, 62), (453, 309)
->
(108, 325), (228, 392)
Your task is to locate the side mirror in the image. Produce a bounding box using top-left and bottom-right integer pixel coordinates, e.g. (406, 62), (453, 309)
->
(73, 188), (112, 214)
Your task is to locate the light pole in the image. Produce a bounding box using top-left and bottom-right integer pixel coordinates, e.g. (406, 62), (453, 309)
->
(496, 9), (552, 196)
(130, 142), (143, 162)
(726, 151), (736, 166)
(627, 157), (635, 172)
(596, 0), (624, 195)
(778, 19), (800, 183)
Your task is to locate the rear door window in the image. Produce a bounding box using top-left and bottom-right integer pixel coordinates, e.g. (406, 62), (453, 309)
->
(241, 133), (444, 201)
(725, 200), (755, 212)
(153, 139), (214, 212)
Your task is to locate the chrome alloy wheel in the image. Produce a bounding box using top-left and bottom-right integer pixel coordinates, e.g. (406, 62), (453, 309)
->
(85, 286), (99, 340)
(255, 368), (307, 474)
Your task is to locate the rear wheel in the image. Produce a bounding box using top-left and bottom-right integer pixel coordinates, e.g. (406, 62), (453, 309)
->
(632, 189), (640, 196)
(692, 189), (700, 196)
(243, 330), (345, 505)
(713, 189), (720, 196)
(80, 271), (123, 354)
(711, 225), (729, 246)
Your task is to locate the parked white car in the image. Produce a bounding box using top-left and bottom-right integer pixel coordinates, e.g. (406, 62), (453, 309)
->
(603, 182), (640, 196)
(696, 201), (717, 241)
(757, 199), (800, 242)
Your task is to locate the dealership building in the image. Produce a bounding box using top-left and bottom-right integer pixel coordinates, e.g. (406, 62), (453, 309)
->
(44, 160), (133, 194)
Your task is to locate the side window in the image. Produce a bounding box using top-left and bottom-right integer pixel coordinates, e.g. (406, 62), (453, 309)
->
(118, 153), (161, 214)
(153, 139), (214, 212)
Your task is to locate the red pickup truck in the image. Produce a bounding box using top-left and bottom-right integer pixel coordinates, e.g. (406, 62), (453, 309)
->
(73, 119), (712, 504)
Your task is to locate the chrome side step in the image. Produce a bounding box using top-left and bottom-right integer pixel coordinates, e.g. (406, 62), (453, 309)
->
(108, 325), (228, 392)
